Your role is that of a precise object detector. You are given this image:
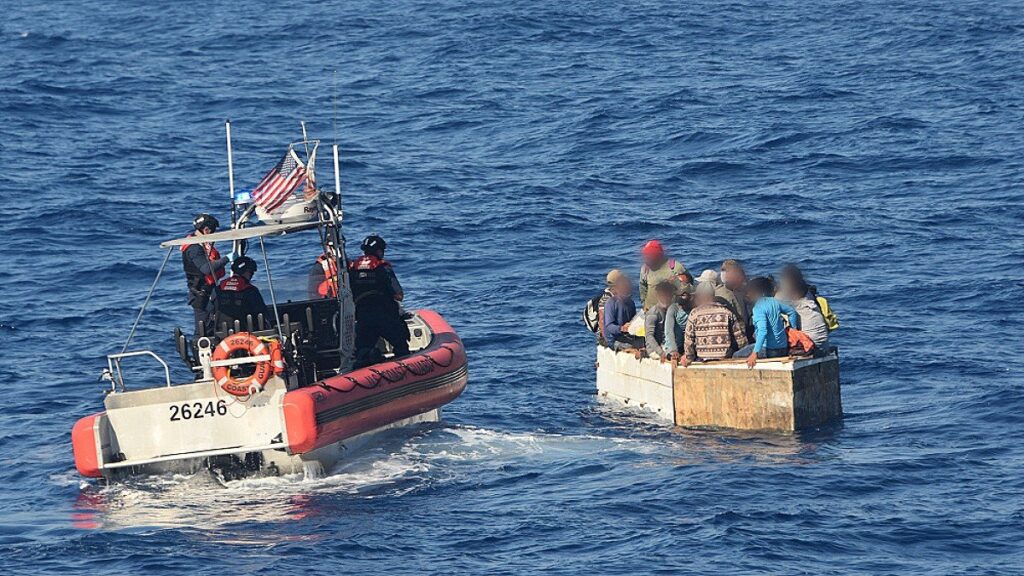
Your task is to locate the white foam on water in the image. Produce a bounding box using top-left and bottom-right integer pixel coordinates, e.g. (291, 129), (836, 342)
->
(67, 424), (639, 531)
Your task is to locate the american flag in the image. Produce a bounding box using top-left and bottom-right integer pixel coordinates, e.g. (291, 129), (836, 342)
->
(252, 148), (307, 213)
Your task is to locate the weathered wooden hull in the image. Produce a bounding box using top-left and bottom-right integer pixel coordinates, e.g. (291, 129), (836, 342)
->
(595, 347), (842, 432)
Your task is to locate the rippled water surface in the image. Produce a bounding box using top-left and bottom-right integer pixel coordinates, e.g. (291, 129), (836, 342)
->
(2, 0), (1023, 573)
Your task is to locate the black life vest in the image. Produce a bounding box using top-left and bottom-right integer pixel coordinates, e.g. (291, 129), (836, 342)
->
(181, 235), (224, 289)
(348, 255), (393, 307)
(215, 276), (261, 329)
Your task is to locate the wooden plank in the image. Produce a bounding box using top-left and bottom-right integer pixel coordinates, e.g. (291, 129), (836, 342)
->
(673, 356), (840, 432)
(792, 356), (842, 429)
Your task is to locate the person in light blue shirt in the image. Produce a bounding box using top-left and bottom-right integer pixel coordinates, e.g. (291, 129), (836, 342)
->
(734, 276), (799, 368)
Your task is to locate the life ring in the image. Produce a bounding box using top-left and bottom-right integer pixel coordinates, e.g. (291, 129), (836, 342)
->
(212, 332), (275, 396)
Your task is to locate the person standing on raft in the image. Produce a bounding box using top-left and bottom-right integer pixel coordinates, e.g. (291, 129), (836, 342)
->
(181, 213), (228, 336)
(349, 235), (410, 367)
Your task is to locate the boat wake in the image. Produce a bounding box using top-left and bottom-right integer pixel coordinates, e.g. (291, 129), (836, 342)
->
(66, 423), (632, 531)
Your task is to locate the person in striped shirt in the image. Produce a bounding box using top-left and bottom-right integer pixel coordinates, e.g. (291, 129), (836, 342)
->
(681, 282), (748, 367)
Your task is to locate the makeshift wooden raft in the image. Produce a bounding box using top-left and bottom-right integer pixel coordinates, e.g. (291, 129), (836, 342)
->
(595, 346), (842, 432)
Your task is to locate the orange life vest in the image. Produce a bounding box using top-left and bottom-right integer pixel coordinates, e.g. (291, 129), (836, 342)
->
(316, 254), (339, 298)
(181, 234), (225, 286)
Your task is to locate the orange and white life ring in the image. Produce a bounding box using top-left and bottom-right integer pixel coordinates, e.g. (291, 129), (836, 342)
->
(212, 333), (281, 396)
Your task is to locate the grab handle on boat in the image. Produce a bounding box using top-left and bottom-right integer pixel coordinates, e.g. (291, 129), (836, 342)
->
(106, 350), (173, 392)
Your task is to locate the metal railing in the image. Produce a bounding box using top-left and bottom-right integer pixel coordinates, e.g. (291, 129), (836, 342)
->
(106, 351), (172, 392)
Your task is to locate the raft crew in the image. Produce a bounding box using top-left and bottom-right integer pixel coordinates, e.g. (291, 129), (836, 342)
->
(182, 213), (228, 336)
(720, 259), (751, 333)
(585, 240), (839, 368)
(643, 281), (677, 361)
(663, 281), (693, 363)
(696, 268), (747, 333)
(639, 240), (687, 310)
(349, 234), (410, 367)
(215, 256), (270, 332)
(735, 276), (799, 367)
(683, 281), (748, 367)
(602, 271), (645, 356)
(582, 269), (619, 347)
(777, 265), (829, 351)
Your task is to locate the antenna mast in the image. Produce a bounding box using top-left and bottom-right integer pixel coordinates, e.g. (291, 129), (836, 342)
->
(225, 120), (237, 225)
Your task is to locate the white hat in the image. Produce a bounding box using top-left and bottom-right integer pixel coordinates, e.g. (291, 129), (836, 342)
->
(695, 281), (717, 297)
(697, 269), (720, 285)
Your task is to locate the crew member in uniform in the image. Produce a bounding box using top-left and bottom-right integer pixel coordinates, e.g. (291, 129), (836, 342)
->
(181, 213), (228, 336)
(308, 238), (340, 299)
(349, 235), (410, 366)
(215, 256), (271, 332)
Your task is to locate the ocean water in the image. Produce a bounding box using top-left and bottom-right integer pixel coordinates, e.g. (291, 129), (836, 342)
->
(1, 0), (1023, 573)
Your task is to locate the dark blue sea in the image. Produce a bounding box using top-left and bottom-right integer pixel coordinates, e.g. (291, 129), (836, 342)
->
(2, 0), (1023, 573)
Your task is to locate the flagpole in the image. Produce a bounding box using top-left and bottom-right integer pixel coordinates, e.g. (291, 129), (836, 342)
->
(225, 119), (236, 226)
(300, 121), (310, 159)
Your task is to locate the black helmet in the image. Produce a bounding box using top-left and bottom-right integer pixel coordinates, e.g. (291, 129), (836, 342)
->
(193, 213), (220, 232)
(361, 234), (386, 254)
(231, 256), (257, 276)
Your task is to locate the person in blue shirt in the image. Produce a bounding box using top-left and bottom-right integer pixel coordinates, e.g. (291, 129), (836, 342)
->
(603, 271), (644, 354)
(734, 276), (800, 368)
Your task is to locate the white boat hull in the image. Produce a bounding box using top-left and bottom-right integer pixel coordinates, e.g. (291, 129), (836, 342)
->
(100, 408), (440, 479)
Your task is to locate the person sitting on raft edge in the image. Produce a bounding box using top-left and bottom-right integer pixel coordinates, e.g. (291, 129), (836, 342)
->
(639, 240), (687, 311)
(602, 270), (645, 357)
(734, 276), (800, 368)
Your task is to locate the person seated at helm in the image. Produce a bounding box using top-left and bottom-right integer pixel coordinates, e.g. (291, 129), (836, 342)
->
(639, 240), (687, 310)
(215, 256), (271, 333)
(308, 238), (340, 299)
(349, 234), (410, 367)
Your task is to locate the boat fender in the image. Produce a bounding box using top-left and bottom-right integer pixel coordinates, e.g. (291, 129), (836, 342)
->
(212, 332), (273, 397)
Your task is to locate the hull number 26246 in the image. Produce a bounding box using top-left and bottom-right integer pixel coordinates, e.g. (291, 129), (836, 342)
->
(169, 400), (228, 422)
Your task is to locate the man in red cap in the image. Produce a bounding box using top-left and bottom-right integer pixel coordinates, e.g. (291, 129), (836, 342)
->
(639, 240), (687, 310)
